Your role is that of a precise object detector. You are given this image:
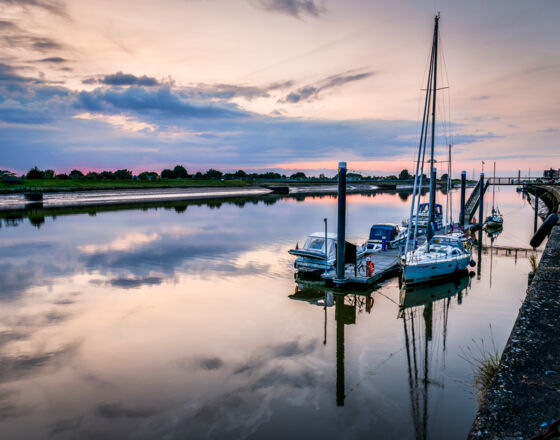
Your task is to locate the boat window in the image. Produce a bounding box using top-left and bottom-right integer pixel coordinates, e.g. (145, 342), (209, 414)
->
(304, 237), (325, 252)
(369, 228), (393, 240)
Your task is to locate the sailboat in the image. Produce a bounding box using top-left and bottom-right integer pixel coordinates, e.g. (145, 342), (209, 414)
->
(401, 14), (473, 285)
(485, 162), (504, 229)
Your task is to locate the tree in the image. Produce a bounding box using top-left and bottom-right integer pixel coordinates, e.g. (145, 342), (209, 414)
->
(440, 173), (449, 181)
(139, 171), (158, 180)
(194, 171), (203, 179)
(56, 173), (69, 180)
(290, 172), (306, 180)
(161, 169), (174, 179)
(99, 171), (114, 179)
(44, 169), (55, 179)
(398, 169), (411, 180)
(204, 169), (223, 180)
(347, 172), (363, 180)
(86, 172), (99, 180)
(173, 165), (188, 179)
(69, 169), (84, 179)
(114, 169), (132, 180)
(233, 170), (247, 179)
(26, 166), (43, 179)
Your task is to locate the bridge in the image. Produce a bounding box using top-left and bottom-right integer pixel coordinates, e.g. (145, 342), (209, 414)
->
(464, 176), (555, 222)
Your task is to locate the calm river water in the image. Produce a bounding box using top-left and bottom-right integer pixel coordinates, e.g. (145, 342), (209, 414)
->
(0, 187), (543, 439)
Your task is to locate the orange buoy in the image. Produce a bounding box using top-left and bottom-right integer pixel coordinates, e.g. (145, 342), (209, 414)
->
(367, 260), (375, 277)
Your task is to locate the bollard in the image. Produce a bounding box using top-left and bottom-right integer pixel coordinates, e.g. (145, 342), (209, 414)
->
(336, 162), (347, 281)
(459, 171), (466, 227)
(381, 236), (387, 251)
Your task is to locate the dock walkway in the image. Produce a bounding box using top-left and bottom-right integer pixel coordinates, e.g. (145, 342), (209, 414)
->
(322, 248), (401, 287)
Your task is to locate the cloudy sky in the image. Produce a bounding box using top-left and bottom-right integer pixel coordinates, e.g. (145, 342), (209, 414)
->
(0, 0), (558, 176)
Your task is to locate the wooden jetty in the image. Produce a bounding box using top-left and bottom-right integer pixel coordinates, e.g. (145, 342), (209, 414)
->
(322, 248), (401, 287)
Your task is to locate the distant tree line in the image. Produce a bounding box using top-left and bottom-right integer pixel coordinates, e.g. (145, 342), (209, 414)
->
(5, 166), (429, 182)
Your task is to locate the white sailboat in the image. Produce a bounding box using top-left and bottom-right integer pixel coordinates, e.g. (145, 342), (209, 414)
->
(485, 162), (504, 229)
(401, 14), (473, 285)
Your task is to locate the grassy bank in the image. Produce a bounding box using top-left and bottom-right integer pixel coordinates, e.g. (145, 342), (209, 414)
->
(0, 178), (250, 193)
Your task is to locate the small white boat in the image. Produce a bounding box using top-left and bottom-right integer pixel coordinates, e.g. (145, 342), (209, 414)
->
(402, 233), (472, 285)
(485, 163), (504, 229)
(485, 209), (504, 229)
(366, 223), (407, 252)
(289, 232), (366, 274)
(407, 203), (443, 232)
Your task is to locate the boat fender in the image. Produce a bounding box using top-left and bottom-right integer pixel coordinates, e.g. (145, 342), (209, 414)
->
(366, 258), (375, 277)
(469, 259), (476, 267)
(530, 213), (559, 248)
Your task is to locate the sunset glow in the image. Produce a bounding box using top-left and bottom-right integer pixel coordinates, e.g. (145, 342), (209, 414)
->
(0, 0), (558, 175)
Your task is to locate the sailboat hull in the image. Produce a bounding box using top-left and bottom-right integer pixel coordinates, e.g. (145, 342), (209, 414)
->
(403, 254), (470, 285)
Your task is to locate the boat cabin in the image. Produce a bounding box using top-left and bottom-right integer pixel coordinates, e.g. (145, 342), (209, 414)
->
(429, 234), (466, 249)
(418, 203), (442, 218)
(297, 232), (337, 259)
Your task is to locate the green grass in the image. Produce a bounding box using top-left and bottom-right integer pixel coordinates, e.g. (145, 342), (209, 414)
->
(0, 178), (250, 192)
(460, 325), (502, 401)
(529, 252), (539, 273)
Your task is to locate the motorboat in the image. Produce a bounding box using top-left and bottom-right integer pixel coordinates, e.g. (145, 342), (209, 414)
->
(407, 203), (443, 231)
(289, 232), (366, 275)
(366, 223), (407, 252)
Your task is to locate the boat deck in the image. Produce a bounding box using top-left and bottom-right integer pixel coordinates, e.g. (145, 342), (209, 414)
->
(321, 248), (402, 287)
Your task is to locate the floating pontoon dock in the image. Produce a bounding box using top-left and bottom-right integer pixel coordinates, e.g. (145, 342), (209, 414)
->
(322, 248), (402, 287)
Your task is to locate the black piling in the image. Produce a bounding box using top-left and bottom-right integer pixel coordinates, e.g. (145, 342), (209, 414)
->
(335, 293), (345, 406)
(428, 168), (437, 230)
(459, 170), (466, 227)
(336, 161), (347, 281)
(478, 173), (485, 226)
(533, 186), (539, 233)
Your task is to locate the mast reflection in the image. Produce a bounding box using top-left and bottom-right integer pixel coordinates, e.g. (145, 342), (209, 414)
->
(399, 274), (471, 439)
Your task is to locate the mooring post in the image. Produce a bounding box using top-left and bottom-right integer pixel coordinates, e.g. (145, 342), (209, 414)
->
(517, 169), (521, 185)
(336, 161), (347, 281)
(459, 170), (466, 227)
(324, 218), (328, 274)
(477, 229), (483, 280)
(478, 172), (484, 226)
(429, 168), (437, 231)
(534, 186), (539, 233)
(335, 293), (345, 406)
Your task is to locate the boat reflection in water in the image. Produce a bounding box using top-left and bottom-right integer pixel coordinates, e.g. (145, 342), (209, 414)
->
(290, 276), (375, 406)
(399, 273), (471, 440)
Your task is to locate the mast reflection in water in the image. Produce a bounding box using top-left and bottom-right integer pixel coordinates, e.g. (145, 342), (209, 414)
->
(399, 275), (471, 440)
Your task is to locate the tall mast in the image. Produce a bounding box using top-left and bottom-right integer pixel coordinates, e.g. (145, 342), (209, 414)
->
(428, 14), (439, 231)
(492, 161), (496, 213)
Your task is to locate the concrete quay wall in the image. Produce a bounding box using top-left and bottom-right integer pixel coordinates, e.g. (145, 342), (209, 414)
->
(468, 185), (560, 439)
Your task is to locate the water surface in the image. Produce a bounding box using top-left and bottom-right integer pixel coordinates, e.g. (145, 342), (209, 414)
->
(0, 187), (542, 439)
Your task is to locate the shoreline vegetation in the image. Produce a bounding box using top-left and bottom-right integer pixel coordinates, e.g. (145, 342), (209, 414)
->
(0, 165), (457, 193)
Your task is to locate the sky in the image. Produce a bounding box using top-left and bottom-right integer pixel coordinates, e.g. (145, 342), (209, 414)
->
(0, 0), (558, 177)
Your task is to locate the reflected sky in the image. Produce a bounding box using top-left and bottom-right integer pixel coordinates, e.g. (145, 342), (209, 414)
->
(0, 187), (540, 439)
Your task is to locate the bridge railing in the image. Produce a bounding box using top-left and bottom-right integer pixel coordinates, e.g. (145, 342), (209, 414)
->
(486, 177), (543, 185)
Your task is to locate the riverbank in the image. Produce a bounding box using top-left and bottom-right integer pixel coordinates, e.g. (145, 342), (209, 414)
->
(0, 178), (250, 193)
(468, 186), (560, 439)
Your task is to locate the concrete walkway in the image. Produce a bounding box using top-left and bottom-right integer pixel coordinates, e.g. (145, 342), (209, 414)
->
(468, 186), (560, 439)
